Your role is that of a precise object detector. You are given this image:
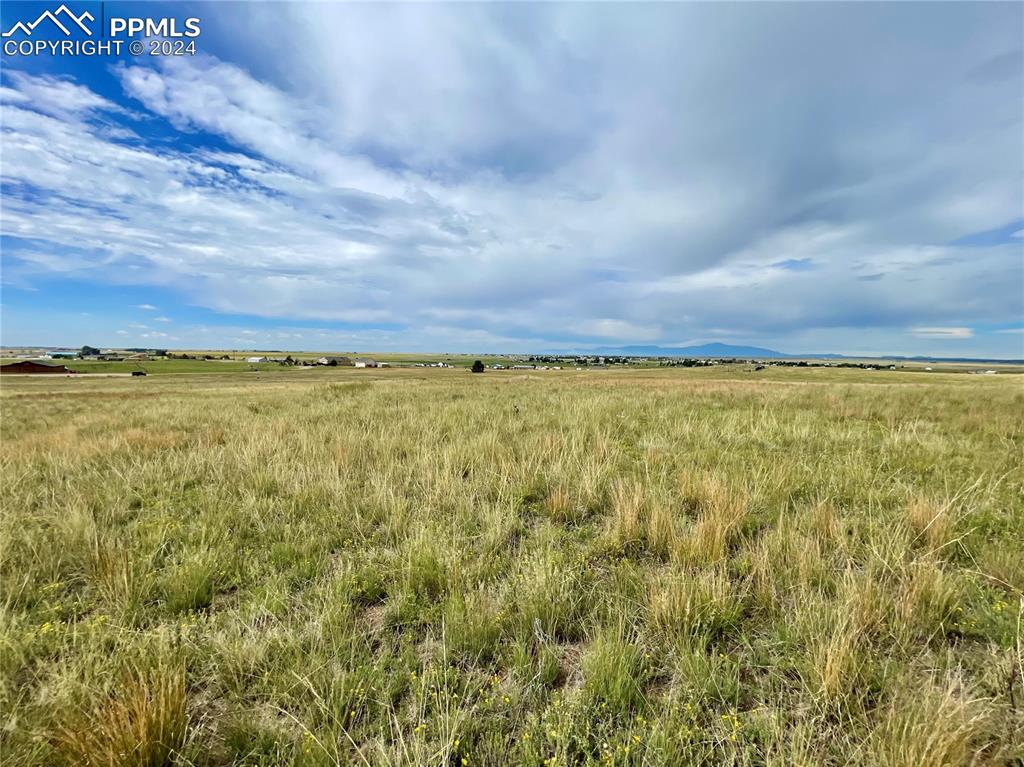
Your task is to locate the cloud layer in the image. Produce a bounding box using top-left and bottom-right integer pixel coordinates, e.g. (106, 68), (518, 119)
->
(1, 3), (1022, 355)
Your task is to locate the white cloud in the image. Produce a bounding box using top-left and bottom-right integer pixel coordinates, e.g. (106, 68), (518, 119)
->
(135, 304), (158, 311)
(2, 72), (127, 119)
(116, 58), (410, 199)
(1, 3), (1022, 354)
(570, 319), (660, 342)
(911, 327), (973, 339)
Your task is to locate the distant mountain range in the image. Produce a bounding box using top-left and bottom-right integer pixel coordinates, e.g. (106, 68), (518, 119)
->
(575, 342), (1021, 363)
(586, 343), (826, 358)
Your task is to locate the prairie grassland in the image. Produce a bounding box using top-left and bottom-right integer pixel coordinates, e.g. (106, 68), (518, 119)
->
(1, 367), (1022, 766)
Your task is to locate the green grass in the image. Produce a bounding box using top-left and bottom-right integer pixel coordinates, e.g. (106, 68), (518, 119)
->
(1, 367), (1021, 765)
(0, 358), (298, 375)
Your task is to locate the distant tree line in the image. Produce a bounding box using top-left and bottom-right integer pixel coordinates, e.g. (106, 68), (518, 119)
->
(659, 358), (719, 367)
(527, 355), (633, 365)
(124, 348), (168, 356)
(165, 352), (232, 360)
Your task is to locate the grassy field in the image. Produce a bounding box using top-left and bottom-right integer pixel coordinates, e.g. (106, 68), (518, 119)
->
(1, 366), (1022, 766)
(2, 356), (533, 374)
(5, 352), (1023, 376)
(1, 351), (531, 371)
(12, 359), (293, 376)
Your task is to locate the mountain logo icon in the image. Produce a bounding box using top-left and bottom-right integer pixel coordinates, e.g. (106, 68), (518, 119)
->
(2, 4), (94, 37)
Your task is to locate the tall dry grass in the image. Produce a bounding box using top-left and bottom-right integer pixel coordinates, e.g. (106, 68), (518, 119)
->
(1, 365), (1021, 765)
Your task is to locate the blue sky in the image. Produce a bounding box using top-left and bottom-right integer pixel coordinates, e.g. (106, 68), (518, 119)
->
(1, 2), (1022, 357)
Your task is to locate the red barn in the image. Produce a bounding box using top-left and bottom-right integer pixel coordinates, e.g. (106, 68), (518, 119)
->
(0, 361), (72, 374)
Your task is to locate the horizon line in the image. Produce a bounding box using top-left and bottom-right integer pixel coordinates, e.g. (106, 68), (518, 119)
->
(2, 343), (1022, 364)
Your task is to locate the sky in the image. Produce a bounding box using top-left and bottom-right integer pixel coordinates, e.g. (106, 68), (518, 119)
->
(1, 2), (1022, 358)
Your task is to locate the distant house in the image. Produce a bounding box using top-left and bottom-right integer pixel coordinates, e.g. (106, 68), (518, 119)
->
(317, 356), (353, 366)
(81, 353), (122, 361)
(246, 356), (268, 363)
(125, 353), (150, 361)
(354, 358), (377, 368)
(0, 361), (71, 374)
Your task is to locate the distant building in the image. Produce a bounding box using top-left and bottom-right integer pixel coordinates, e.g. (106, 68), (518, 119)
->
(81, 353), (123, 361)
(316, 356), (353, 366)
(354, 358), (377, 368)
(1, 361), (71, 374)
(246, 356), (268, 363)
(126, 353), (150, 361)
